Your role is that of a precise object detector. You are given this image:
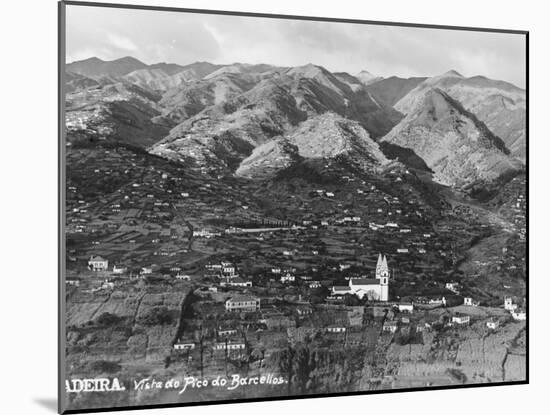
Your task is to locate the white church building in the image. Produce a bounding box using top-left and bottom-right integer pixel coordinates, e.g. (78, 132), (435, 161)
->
(332, 254), (390, 301)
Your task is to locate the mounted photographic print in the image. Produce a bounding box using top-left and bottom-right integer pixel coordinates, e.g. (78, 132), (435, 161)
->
(59, 1), (528, 413)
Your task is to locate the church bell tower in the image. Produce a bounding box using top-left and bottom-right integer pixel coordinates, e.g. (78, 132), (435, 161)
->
(376, 253), (389, 301)
(375, 253), (389, 280)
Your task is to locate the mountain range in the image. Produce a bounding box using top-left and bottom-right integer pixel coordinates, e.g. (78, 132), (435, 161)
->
(65, 56), (526, 194)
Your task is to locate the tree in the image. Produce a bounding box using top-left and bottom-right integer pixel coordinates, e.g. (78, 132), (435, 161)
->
(95, 312), (120, 326)
(343, 294), (361, 306)
(141, 306), (175, 326)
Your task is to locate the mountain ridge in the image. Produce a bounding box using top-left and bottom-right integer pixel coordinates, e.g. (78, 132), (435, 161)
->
(394, 71), (526, 160)
(382, 88), (521, 189)
(65, 56), (525, 195)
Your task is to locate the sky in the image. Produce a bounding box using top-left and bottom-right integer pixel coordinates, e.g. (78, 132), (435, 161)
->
(65, 5), (527, 88)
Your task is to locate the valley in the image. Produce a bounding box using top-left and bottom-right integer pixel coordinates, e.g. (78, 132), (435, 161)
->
(63, 56), (526, 410)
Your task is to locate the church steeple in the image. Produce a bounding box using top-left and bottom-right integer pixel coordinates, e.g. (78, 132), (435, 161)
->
(376, 253), (389, 279)
(375, 253), (383, 275)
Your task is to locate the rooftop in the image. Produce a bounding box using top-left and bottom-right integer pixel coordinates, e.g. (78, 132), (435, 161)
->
(226, 295), (259, 303)
(350, 278), (380, 286)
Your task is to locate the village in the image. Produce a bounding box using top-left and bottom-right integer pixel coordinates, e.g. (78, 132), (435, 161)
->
(64, 142), (526, 407)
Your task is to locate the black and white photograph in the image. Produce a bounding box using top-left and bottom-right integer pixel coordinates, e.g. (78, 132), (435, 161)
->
(59, 1), (527, 413)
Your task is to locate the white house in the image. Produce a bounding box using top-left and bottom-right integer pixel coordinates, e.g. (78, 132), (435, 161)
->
(112, 265), (127, 274)
(225, 296), (260, 312)
(309, 281), (321, 289)
(175, 274), (191, 281)
(221, 278), (252, 288)
(174, 342), (195, 351)
(511, 309), (526, 321)
(280, 273), (295, 283)
(221, 262), (236, 277)
(218, 328), (238, 337)
(486, 319), (500, 330)
(296, 306), (313, 316)
(429, 297), (447, 306)
(214, 342), (245, 350)
(504, 297), (518, 311)
(463, 297), (474, 306)
(88, 255), (108, 271)
(446, 282), (460, 293)
(326, 326), (346, 333)
(383, 321), (398, 333)
(66, 279), (80, 287)
(397, 303), (414, 313)
(452, 314), (470, 325)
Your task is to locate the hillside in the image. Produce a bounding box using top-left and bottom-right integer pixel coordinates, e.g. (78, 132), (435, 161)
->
(382, 88), (521, 189)
(365, 76), (427, 107)
(395, 71), (526, 160)
(235, 137), (302, 179)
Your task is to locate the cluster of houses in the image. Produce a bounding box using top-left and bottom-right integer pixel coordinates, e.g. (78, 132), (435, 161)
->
(193, 229), (221, 238)
(504, 296), (527, 321)
(205, 261), (254, 288)
(78, 247), (525, 351)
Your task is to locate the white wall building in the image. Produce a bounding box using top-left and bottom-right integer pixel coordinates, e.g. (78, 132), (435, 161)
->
(88, 255), (108, 271)
(225, 296), (260, 312)
(511, 310), (526, 321)
(398, 303), (414, 313)
(452, 314), (470, 325)
(504, 296), (518, 311)
(331, 254), (390, 301)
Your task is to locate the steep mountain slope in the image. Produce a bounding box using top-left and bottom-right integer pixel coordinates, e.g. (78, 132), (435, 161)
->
(66, 56), (148, 78)
(382, 88), (521, 189)
(66, 57), (525, 191)
(283, 64), (401, 137)
(395, 71), (526, 160)
(394, 70), (467, 113)
(333, 72), (363, 92)
(65, 72), (100, 93)
(150, 63), (401, 172)
(235, 112), (389, 179)
(365, 76), (427, 107)
(156, 72), (261, 125)
(287, 112), (389, 167)
(235, 137), (302, 179)
(150, 78), (308, 171)
(65, 81), (168, 148)
(286, 64), (353, 97)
